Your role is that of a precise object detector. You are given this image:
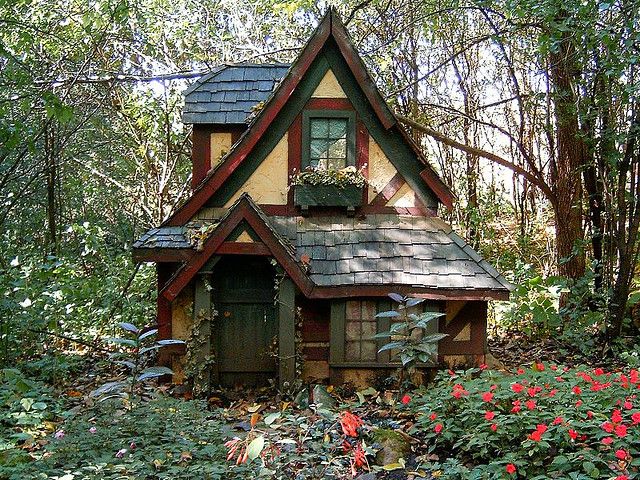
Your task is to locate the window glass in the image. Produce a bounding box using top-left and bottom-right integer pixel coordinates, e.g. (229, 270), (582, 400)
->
(343, 300), (440, 364)
(308, 117), (349, 170)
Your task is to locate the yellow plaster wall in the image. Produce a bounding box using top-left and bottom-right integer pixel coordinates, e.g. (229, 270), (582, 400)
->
(386, 182), (415, 208)
(367, 138), (396, 201)
(172, 285), (194, 341)
(170, 285), (193, 384)
(312, 69), (347, 98)
(224, 133), (289, 206)
(210, 132), (233, 170)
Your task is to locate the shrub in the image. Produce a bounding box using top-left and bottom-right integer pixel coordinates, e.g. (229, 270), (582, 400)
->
(409, 364), (640, 479)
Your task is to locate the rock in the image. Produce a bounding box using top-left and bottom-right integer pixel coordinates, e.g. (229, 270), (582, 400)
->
(311, 384), (336, 410)
(372, 428), (411, 466)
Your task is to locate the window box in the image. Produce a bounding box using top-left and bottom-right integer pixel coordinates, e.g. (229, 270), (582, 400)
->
(294, 183), (363, 209)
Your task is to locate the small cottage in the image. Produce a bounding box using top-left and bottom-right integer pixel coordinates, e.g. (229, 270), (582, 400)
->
(132, 9), (511, 390)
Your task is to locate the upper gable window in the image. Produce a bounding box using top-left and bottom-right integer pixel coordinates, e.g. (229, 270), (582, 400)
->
(302, 110), (355, 170)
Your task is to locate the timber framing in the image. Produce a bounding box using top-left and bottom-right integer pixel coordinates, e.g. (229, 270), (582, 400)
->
(163, 8), (453, 227)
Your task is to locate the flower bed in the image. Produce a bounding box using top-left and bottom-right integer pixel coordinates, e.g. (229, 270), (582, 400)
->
(408, 364), (640, 478)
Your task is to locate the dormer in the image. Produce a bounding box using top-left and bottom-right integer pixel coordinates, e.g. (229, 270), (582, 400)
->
(182, 63), (290, 188)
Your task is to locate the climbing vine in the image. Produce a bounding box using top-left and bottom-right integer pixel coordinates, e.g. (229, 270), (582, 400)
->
(184, 279), (217, 397)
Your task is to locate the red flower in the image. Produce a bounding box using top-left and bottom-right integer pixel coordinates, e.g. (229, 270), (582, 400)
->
(340, 412), (363, 437)
(623, 400), (632, 410)
(511, 400), (521, 413)
(550, 364), (558, 371)
(572, 386), (582, 395)
(535, 362), (545, 371)
(434, 423), (443, 434)
(632, 412), (640, 424)
(603, 421), (615, 433)
(511, 383), (524, 393)
(353, 443), (366, 468)
(612, 409), (623, 423)
(536, 424), (548, 434)
(529, 430), (542, 442)
(553, 416), (563, 425)
(587, 411), (594, 419)
(615, 449), (627, 460)
(490, 423), (498, 431)
(568, 429), (578, 440)
(615, 476), (628, 480)
(482, 392), (494, 402)
(401, 394), (411, 405)
(485, 411), (495, 421)
(575, 400), (583, 407)
(480, 363), (488, 370)
(429, 412), (437, 421)
(451, 384), (469, 399)
(490, 384), (498, 391)
(517, 368), (525, 375)
(525, 399), (536, 410)
(594, 367), (605, 376)
(602, 437), (614, 445)
(615, 424), (627, 437)
(547, 389), (558, 397)
(506, 463), (516, 474)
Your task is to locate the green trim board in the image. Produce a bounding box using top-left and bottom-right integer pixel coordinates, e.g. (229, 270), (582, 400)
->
(193, 273), (213, 390)
(278, 277), (296, 389)
(329, 300), (346, 364)
(301, 109), (356, 169)
(228, 221), (260, 242)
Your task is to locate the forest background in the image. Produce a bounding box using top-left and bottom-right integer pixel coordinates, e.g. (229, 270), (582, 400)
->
(1, 0), (639, 372)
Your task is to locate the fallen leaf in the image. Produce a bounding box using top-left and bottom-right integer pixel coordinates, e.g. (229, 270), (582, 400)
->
(250, 412), (260, 428)
(179, 451), (192, 463)
(247, 403), (261, 413)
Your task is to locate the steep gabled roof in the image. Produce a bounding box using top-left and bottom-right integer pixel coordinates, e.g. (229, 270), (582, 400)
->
(182, 63), (290, 124)
(165, 8), (453, 226)
(160, 194), (314, 302)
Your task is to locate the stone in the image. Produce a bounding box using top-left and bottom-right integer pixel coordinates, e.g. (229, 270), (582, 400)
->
(372, 428), (411, 466)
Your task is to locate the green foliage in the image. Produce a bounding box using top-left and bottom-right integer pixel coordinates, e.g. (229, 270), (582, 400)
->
(0, 223), (155, 367)
(0, 368), (65, 458)
(1, 397), (229, 480)
(408, 363), (640, 479)
(95, 323), (184, 400)
(375, 294), (446, 391)
(291, 166), (368, 188)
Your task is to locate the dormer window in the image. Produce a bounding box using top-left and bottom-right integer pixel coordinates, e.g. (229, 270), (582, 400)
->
(302, 110), (355, 170)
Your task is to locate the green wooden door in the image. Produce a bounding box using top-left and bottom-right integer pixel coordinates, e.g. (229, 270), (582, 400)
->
(213, 257), (277, 387)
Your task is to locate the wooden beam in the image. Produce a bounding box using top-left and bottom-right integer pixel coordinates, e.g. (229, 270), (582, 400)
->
(278, 277), (296, 389)
(309, 285), (509, 301)
(216, 242), (270, 255)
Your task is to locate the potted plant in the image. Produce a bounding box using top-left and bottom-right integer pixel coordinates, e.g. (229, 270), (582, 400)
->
(291, 166), (367, 209)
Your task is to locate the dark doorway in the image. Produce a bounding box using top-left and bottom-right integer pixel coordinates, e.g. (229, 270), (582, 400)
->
(212, 256), (277, 387)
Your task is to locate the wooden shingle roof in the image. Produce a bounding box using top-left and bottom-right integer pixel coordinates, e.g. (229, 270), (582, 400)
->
(270, 215), (512, 294)
(182, 63), (290, 125)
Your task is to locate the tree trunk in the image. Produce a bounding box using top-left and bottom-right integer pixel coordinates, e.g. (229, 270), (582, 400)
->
(548, 31), (586, 283)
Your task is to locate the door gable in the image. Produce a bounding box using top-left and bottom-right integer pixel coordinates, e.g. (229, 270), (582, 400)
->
(161, 194), (313, 302)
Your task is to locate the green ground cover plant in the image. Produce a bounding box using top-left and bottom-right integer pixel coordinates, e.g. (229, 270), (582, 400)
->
(409, 363), (640, 479)
(1, 396), (229, 480)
